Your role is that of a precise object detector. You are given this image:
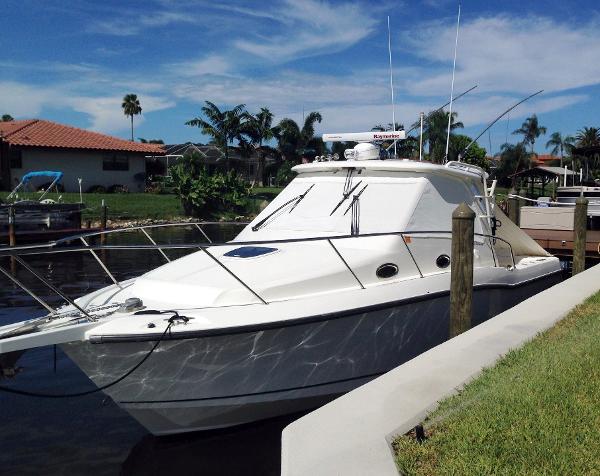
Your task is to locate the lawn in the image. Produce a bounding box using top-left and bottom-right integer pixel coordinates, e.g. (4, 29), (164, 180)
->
(0, 187), (284, 222)
(393, 291), (600, 475)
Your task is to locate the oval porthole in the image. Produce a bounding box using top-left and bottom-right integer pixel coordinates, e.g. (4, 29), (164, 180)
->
(436, 254), (451, 269)
(376, 263), (399, 279)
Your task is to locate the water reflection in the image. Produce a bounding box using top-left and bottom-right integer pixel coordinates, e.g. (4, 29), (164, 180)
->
(122, 411), (307, 476)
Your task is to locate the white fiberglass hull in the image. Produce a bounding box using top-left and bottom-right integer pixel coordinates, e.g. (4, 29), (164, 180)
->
(61, 268), (561, 435)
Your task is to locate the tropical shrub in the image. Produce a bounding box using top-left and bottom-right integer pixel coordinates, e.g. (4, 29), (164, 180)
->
(275, 160), (296, 186)
(108, 184), (129, 193)
(86, 185), (106, 193)
(170, 151), (250, 218)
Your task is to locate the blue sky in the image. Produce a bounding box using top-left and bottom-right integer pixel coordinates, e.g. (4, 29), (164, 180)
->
(1, 0), (600, 154)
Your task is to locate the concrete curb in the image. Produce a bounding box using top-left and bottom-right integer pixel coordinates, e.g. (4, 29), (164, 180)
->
(281, 264), (600, 476)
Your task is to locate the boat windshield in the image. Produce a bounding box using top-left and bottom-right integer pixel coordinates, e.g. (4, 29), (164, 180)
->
(241, 175), (427, 238)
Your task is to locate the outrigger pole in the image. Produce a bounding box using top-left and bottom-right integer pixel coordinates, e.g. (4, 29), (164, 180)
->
(460, 89), (544, 160)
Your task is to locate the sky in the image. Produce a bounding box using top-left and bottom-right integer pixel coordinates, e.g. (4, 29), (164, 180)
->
(1, 0), (600, 154)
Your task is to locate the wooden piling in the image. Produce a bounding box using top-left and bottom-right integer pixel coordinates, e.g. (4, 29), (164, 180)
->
(100, 200), (107, 245)
(8, 206), (16, 275)
(450, 203), (475, 338)
(8, 206), (16, 247)
(572, 196), (588, 275)
(508, 188), (520, 225)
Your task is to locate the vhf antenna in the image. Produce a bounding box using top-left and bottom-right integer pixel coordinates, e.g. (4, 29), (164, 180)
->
(385, 84), (477, 152)
(387, 16), (397, 159)
(444, 3), (461, 163)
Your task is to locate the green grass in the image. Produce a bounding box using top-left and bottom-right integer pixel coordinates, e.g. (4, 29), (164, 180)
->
(393, 292), (600, 476)
(0, 187), (284, 222)
(0, 191), (184, 221)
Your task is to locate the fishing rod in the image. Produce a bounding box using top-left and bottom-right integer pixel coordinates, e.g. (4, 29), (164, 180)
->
(384, 85), (477, 153)
(460, 89), (544, 160)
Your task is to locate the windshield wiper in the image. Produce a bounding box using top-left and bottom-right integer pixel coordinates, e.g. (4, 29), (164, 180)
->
(251, 184), (315, 232)
(330, 180), (363, 216)
(343, 184), (368, 215)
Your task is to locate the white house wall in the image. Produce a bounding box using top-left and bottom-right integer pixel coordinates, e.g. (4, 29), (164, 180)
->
(10, 148), (146, 192)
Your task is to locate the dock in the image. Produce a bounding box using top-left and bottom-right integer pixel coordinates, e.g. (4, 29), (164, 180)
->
(522, 228), (600, 262)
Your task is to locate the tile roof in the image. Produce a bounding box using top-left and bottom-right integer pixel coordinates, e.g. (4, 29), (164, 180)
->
(0, 119), (165, 154)
(533, 154), (558, 164)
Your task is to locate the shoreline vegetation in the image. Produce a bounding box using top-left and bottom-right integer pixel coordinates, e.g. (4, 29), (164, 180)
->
(0, 188), (283, 228)
(393, 291), (600, 475)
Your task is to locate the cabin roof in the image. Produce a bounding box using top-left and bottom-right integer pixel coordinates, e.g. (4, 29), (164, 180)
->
(293, 159), (486, 180)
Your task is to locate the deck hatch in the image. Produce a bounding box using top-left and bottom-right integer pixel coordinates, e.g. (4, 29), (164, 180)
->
(223, 246), (278, 258)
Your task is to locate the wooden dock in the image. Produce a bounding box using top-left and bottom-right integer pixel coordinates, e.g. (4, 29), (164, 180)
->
(523, 228), (600, 261)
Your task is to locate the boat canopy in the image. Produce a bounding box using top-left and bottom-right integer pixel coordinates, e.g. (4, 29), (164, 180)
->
(20, 171), (63, 184)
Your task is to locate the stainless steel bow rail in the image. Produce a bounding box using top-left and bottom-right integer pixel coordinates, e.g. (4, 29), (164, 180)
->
(0, 222), (516, 316)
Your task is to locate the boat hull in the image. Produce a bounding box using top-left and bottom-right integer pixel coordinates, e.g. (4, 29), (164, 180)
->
(61, 272), (561, 435)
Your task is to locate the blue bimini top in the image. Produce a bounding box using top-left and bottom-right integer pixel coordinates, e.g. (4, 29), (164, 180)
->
(21, 171), (63, 184)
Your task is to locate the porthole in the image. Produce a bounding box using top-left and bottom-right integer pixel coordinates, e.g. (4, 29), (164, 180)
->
(376, 263), (399, 279)
(436, 254), (451, 269)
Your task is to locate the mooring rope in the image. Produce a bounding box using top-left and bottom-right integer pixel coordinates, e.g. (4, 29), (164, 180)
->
(0, 311), (186, 398)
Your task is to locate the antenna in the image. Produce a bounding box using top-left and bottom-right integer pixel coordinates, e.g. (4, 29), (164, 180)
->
(444, 3), (461, 163)
(387, 16), (397, 159)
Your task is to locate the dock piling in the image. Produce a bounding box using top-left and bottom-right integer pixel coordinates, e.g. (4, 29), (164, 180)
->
(8, 206), (16, 275)
(573, 196), (588, 275)
(100, 200), (107, 246)
(450, 203), (475, 338)
(508, 188), (520, 225)
(8, 206), (16, 247)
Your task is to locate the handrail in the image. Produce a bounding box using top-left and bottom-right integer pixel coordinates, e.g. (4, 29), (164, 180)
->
(0, 227), (518, 317)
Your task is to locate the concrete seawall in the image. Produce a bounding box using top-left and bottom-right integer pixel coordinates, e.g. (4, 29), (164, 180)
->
(281, 264), (600, 476)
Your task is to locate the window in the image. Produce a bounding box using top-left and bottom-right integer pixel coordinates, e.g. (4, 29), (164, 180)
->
(9, 149), (22, 169)
(103, 154), (129, 171)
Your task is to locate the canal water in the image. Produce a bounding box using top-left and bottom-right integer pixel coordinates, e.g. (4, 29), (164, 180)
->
(0, 224), (299, 475)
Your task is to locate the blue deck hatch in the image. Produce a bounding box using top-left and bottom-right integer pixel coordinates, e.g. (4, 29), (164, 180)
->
(223, 246), (278, 258)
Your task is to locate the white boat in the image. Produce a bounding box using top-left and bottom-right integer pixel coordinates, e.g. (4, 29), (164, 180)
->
(0, 136), (561, 435)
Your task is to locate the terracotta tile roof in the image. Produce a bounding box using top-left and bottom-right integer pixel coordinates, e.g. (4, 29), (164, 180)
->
(533, 154), (557, 164)
(0, 119), (164, 154)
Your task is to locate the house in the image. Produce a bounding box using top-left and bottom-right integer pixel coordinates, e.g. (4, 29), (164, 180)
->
(161, 142), (280, 183)
(532, 154), (559, 166)
(0, 119), (164, 192)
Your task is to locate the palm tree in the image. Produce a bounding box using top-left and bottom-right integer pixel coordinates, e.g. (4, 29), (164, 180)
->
(575, 127), (600, 147)
(496, 142), (531, 187)
(574, 127), (600, 179)
(121, 94), (142, 141)
(241, 107), (276, 187)
(272, 112), (322, 162)
(545, 132), (575, 167)
(512, 114), (547, 156)
(1, 114), (14, 122)
(422, 110), (463, 163)
(186, 101), (246, 171)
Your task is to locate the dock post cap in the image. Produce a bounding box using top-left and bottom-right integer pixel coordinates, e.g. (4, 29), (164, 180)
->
(575, 196), (589, 205)
(452, 202), (476, 219)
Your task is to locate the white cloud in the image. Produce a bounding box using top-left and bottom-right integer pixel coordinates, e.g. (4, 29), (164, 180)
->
(68, 95), (175, 133)
(0, 82), (55, 117)
(402, 16), (600, 96)
(168, 55), (232, 77)
(233, 0), (378, 62)
(91, 10), (198, 36)
(0, 80), (174, 134)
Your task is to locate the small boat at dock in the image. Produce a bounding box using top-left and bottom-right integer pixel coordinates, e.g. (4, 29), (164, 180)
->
(1, 171), (85, 244)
